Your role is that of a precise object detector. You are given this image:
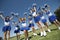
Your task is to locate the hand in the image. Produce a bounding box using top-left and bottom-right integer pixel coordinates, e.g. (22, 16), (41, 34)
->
(32, 3), (37, 7)
(24, 12), (27, 17)
(0, 14), (3, 17)
(11, 13), (15, 16)
(0, 11), (3, 16)
(11, 12), (15, 16)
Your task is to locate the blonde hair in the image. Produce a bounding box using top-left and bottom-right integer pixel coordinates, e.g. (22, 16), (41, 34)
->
(19, 17), (26, 22)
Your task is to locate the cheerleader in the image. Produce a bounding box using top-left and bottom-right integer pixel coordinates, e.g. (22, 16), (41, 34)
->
(28, 13), (37, 36)
(38, 8), (51, 32)
(0, 12), (14, 40)
(12, 21), (20, 40)
(19, 17), (30, 40)
(30, 3), (47, 36)
(42, 4), (60, 30)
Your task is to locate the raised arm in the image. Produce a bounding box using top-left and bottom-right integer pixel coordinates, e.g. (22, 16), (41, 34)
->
(32, 3), (37, 12)
(10, 12), (19, 20)
(24, 12), (27, 20)
(0, 13), (5, 20)
(44, 4), (50, 10)
(10, 16), (14, 20)
(12, 21), (18, 26)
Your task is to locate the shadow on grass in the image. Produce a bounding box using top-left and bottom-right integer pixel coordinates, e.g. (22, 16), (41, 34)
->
(51, 28), (58, 31)
(20, 35), (33, 40)
(37, 28), (58, 36)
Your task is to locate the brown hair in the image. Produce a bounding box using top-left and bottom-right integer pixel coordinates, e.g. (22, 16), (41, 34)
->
(32, 9), (35, 12)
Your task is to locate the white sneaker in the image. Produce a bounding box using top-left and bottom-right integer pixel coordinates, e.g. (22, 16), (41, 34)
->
(58, 27), (60, 30)
(26, 38), (29, 40)
(40, 32), (43, 36)
(33, 33), (37, 36)
(48, 29), (51, 32)
(43, 31), (47, 36)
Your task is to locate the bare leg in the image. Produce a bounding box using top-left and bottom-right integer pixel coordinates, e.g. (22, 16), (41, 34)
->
(17, 33), (20, 40)
(36, 22), (43, 32)
(56, 19), (60, 26)
(36, 22), (44, 36)
(32, 27), (35, 33)
(7, 31), (10, 40)
(24, 30), (28, 40)
(38, 21), (47, 36)
(32, 26), (37, 35)
(53, 21), (59, 27)
(55, 19), (60, 29)
(16, 33), (20, 40)
(45, 22), (49, 28)
(44, 22), (51, 32)
(4, 32), (7, 40)
(16, 33), (18, 40)
(16, 33), (19, 40)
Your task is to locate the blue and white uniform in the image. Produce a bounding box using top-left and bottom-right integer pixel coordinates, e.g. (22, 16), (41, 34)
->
(46, 10), (56, 22)
(20, 21), (30, 31)
(40, 13), (47, 24)
(2, 20), (11, 32)
(32, 12), (40, 23)
(14, 25), (20, 33)
(28, 15), (34, 27)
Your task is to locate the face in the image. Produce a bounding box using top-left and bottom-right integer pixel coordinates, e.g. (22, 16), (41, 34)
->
(5, 16), (10, 20)
(34, 7), (36, 9)
(38, 12), (41, 15)
(19, 18), (25, 22)
(22, 18), (26, 21)
(32, 8), (35, 12)
(21, 18), (24, 21)
(28, 16), (31, 18)
(44, 9), (48, 12)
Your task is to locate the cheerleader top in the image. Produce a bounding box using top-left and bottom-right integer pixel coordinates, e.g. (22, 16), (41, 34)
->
(21, 21), (27, 27)
(39, 13), (45, 20)
(28, 14), (33, 23)
(4, 19), (10, 26)
(46, 10), (53, 17)
(15, 25), (20, 30)
(32, 12), (37, 17)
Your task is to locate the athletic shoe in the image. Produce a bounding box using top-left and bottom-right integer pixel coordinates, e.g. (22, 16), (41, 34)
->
(43, 31), (47, 36)
(33, 33), (37, 36)
(48, 29), (51, 32)
(40, 32), (43, 36)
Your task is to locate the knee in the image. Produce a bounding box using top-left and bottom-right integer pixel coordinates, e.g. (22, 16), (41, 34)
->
(24, 30), (27, 33)
(32, 27), (34, 29)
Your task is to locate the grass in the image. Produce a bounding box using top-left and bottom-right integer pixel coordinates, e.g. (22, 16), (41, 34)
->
(10, 24), (60, 40)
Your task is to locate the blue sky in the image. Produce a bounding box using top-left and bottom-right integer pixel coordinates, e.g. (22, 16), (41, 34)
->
(0, 0), (60, 37)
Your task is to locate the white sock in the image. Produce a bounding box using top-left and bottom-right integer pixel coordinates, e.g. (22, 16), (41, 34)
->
(27, 38), (29, 40)
(40, 32), (43, 36)
(43, 31), (47, 36)
(58, 27), (60, 30)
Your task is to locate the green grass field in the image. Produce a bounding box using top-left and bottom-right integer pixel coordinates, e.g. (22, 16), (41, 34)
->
(10, 24), (60, 40)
